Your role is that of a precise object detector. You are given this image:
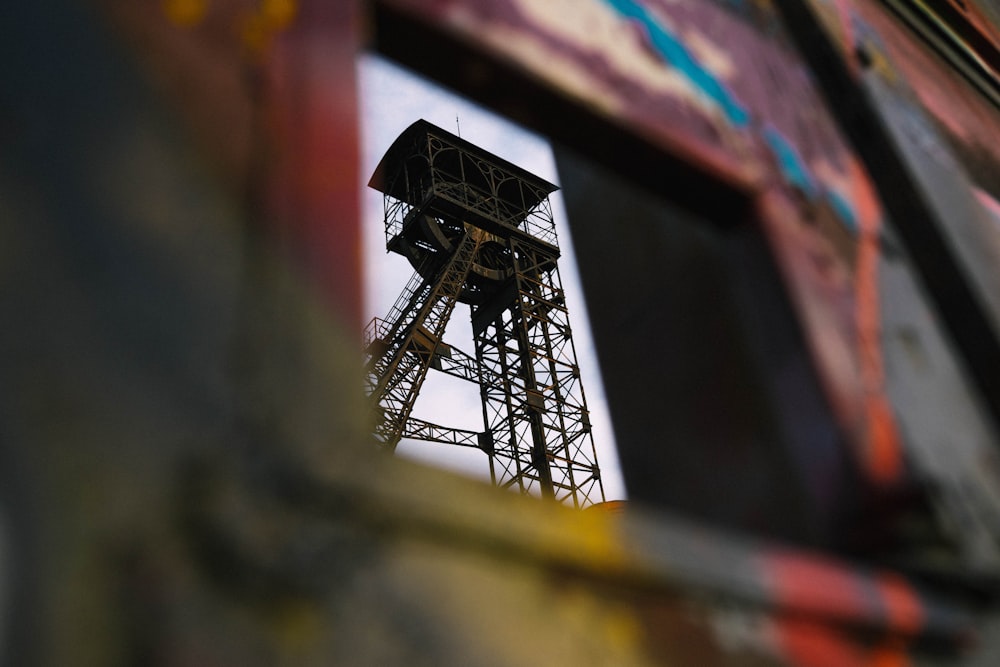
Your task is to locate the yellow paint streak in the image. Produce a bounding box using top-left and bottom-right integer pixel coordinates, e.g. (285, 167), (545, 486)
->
(162, 0), (208, 27)
(260, 0), (298, 31)
(240, 0), (298, 56)
(271, 601), (324, 652)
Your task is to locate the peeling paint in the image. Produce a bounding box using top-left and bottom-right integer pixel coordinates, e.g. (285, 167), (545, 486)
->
(602, 0), (751, 126)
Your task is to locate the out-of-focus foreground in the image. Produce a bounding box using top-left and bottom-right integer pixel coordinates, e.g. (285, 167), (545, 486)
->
(5, 0), (1000, 665)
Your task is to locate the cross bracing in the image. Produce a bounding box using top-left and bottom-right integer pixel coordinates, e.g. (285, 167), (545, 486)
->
(366, 119), (604, 507)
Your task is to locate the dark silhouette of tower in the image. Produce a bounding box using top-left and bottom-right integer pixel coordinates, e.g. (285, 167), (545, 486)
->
(365, 120), (604, 507)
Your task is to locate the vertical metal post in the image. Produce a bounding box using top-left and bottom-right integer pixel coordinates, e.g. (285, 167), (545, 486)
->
(367, 121), (604, 506)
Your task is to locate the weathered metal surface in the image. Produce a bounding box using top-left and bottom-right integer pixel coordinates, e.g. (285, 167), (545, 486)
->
(373, 0), (914, 509)
(368, 1), (1000, 658)
(878, 224), (1000, 573)
(555, 148), (857, 546)
(100, 0), (364, 329)
(8, 0), (1000, 664)
(886, 0), (1000, 97)
(774, 0), (1000, 572)
(370, 0), (761, 225)
(8, 4), (969, 651)
(777, 0), (1000, 431)
(0, 0), (365, 662)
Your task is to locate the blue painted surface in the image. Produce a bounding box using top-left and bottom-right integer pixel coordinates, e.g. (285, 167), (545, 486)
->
(603, 0), (750, 127)
(601, 0), (864, 234)
(763, 126), (820, 199)
(826, 190), (860, 234)
(765, 128), (861, 233)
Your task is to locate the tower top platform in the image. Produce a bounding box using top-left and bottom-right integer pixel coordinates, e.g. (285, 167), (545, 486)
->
(368, 119), (558, 212)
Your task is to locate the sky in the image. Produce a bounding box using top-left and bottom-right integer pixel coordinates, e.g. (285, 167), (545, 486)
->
(358, 54), (627, 501)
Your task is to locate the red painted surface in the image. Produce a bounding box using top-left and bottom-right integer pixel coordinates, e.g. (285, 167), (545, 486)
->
(756, 172), (904, 489)
(102, 0), (363, 332)
(772, 619), (897, 667)
(764, 552), (874, 619)
(761, 550), (925, 635)
(377, 0), (761, 195)
(773, 619), (913, 667)
(264, 1), (363, 330)
(851, 157), (904, 485)
(875, 574), (923, 636)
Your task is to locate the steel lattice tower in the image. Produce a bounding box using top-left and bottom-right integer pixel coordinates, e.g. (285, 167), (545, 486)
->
(365, 120), (604, 507)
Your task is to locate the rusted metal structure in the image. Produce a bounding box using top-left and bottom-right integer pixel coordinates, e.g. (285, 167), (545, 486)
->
(10, 0), (1000, 665)
(365, 120), (603, 507)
